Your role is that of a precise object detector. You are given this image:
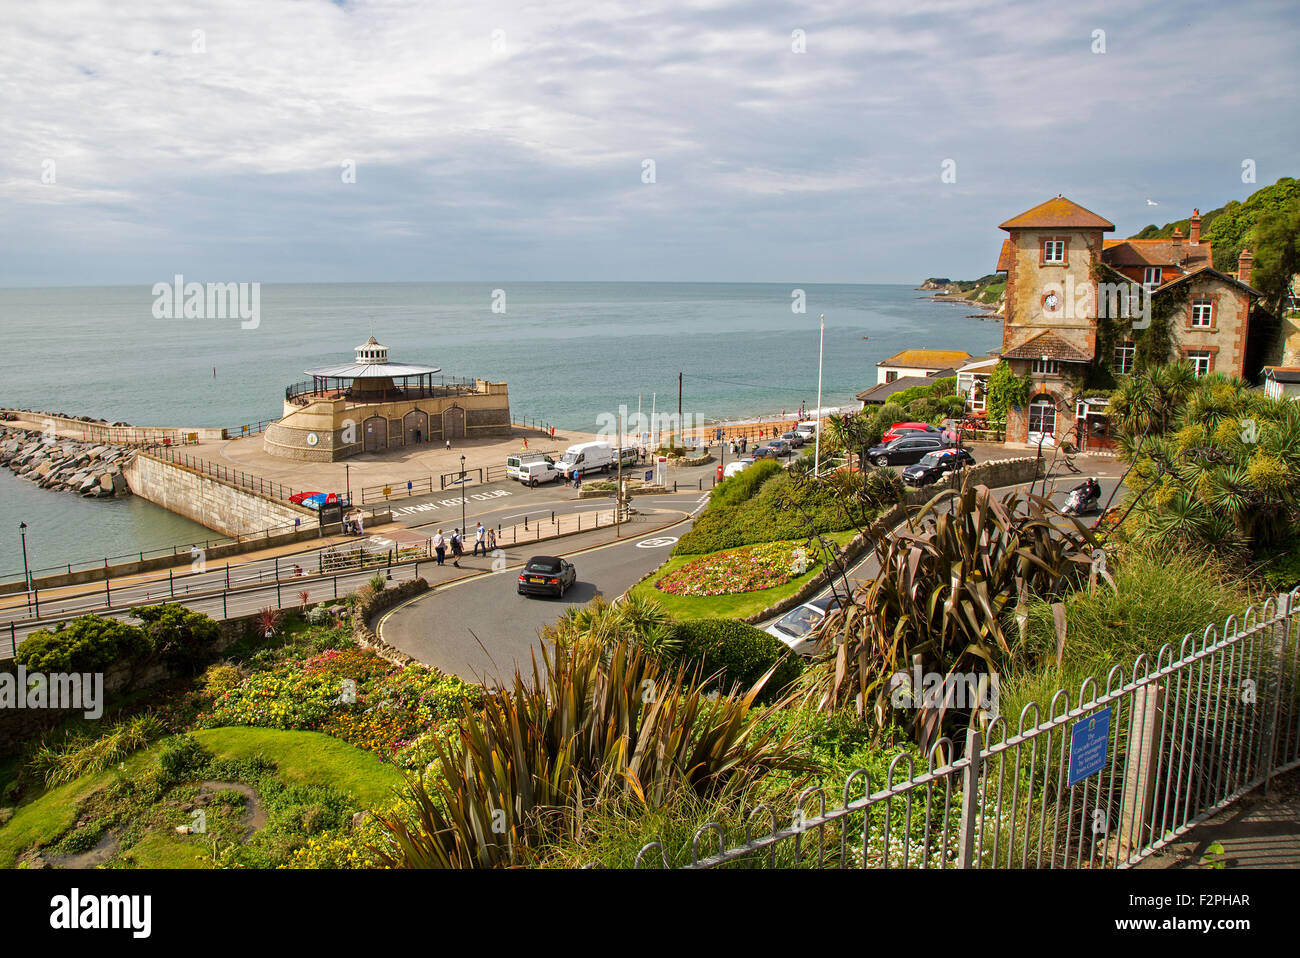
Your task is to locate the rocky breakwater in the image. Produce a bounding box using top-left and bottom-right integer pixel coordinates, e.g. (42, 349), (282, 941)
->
(0, 427), (134, 498)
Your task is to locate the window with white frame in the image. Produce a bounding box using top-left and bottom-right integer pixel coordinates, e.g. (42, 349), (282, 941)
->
(1043, 240), (1065, 264)
(1114, 341), (1135, 374)
(1031, 358), (1060, 375)
(969, 374), (987, 411)
(1187, 350), (1212, 377)
(1143, 267), (1162, 288)
(1028, 398), (1056, 437)
(1191, 298), (1213, 328)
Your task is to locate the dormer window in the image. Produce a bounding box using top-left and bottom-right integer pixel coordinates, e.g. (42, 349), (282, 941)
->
(1043, 240), (1066, 264)
(1143, 267), (1162, 288)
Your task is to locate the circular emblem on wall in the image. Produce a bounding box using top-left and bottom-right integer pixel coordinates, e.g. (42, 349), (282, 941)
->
(306, 432), (320, 446)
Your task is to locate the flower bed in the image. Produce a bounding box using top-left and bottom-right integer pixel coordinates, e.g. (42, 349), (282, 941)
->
(655, 541), (810, 597)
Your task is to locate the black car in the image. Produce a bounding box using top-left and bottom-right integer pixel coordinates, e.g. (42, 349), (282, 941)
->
(517, 555), (577, 597)
(751, 444), (776, 459)
(902, 448), (976, 486)
(867, 433), (953, 467)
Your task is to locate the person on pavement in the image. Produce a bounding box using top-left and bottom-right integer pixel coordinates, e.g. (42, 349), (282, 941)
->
(451, 528), (464, 567)
(473, 521), (486, 557)
(433, 529), (446, 565)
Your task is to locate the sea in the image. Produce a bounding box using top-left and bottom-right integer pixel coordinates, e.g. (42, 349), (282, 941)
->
(0, 282), (1000, 576)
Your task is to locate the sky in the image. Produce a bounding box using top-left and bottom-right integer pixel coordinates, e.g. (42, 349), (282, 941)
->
(1, 0), (1297, 286)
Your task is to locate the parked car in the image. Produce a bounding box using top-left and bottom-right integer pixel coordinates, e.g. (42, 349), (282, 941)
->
(780, 431), (805, 448)
(769, 438), (793, 457)
(517, 555), (577, 597)
(723, 457), (755, 478)
(902, 448), (976, 486)
(882, 421), (942, 444)
(616, 446), (640, 467)
(766, 594), (842, 656)
(795, 420), (820, 442)
(518, 460), (561, 487)
(751, 444), (776, 459)
(867, 433), (953, 467)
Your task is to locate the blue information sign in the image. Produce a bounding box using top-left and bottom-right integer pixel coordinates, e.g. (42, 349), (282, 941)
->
(1068, 706), (1111, 787)
(644, 470), (653, 481)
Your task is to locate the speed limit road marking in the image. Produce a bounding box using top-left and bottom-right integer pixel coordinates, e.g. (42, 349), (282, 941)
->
(636, 536), (679, 549)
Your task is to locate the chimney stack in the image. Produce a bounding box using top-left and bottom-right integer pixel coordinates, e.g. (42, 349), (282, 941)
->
(1189, 209), (1201, 245)
(1238, 248), (1254, 286)
(1171, 226), (1183, 264)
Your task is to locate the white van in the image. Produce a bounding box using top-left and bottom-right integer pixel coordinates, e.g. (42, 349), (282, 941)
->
(506, 451), (554, 481)
(519, 460), (560, 487)
(555, 441), (615, 478)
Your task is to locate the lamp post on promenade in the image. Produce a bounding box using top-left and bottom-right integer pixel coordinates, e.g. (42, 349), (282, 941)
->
(814, 313), (825, 476)
(19, 522), (31, 615)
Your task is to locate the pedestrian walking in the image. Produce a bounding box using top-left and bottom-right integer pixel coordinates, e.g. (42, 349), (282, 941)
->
(574, 472), (582, 491)
(487, 526), (497, 550)
(451, 528), (464, 567)
(433, 529), (446, 565)
(473, 521), (486, 557)
(445, 439), (451, 452)
(523, 437), (529, 451)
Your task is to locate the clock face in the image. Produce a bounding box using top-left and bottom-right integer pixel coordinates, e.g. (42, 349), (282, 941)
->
(306, 432), (319, 446)
(1043, 292), (1060, 311)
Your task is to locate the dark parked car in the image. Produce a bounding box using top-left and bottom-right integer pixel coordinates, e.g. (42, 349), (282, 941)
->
(517, 555), (577, 597)
(780, 431), (805, 448)
(751, 444), (777, 459)
(867, 433), (953, 467)
(902, 448), (976, 486)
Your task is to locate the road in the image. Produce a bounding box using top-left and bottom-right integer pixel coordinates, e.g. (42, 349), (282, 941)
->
(379, 501), (707, 685)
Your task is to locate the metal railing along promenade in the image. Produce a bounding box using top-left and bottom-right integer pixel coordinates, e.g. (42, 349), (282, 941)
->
(627, 589), (1300, 870)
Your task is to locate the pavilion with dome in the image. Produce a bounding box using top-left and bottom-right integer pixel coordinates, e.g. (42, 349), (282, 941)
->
(262, 335), (511, 461)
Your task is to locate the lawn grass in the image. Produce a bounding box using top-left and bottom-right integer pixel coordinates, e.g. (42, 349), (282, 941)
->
(630, 530), (859, 621)
(190, 727), (403, 808)
(116, 831), (212, 869)
(0, 727), (403, 867)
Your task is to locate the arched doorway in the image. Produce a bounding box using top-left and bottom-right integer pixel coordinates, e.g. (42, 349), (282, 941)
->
(403, 409), (428, 446)
(363, 416), (387, 453)
(444, 405), (466, 440)
(1027, 396), (1057, 446)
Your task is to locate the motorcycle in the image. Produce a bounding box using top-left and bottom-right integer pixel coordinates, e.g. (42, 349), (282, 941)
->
(1063, 487), (1100, 516)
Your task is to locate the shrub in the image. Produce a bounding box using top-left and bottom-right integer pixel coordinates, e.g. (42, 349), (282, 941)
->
(131, 603), (221, 672)
(29, 714), (164, 786)
(668, 618), (804, 701)
(709, 458), (781, 508)
(156, 734), (213, 785)
(16, 615), (151, 673)
(201, 662), (244, 698)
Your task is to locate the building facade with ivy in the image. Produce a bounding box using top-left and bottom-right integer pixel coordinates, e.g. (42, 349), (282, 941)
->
(991, 195), (1266, 449)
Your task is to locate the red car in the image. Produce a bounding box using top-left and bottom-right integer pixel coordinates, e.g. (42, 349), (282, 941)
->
(882, 422), (942, 444)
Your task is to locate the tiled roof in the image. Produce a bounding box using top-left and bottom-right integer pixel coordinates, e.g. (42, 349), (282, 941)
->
(878, 349), (972, 369)
(996, 239), (1013, 272)
(1102, 238), (1213, 271)
(856, 370), (955, 403)
(1156, 266), (1263, 297)
(999, 197), (1115, 231)
(1002, 330), (1092, 363)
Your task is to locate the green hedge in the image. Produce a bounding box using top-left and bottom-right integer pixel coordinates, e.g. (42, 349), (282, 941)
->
(709, 457), (782, 508)
(15, 615), (152, 673)
(668, 618), (803, 701)
(675, 471), (869, 555)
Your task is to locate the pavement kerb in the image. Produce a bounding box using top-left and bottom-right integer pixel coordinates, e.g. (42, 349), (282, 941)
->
(375, 508), (692, 638)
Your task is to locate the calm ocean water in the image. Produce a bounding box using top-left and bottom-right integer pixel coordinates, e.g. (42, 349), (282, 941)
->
(0, 282), (1000, 573)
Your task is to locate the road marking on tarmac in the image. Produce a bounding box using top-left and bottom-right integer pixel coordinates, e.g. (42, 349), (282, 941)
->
(636, 536), (678, 549)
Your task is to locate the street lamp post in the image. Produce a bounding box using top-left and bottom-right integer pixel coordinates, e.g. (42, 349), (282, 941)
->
(19, 522), (31, 615)
(814, 313), (825, 476)
(459, 455), (467, 536)
(345, 463), (351, 505)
